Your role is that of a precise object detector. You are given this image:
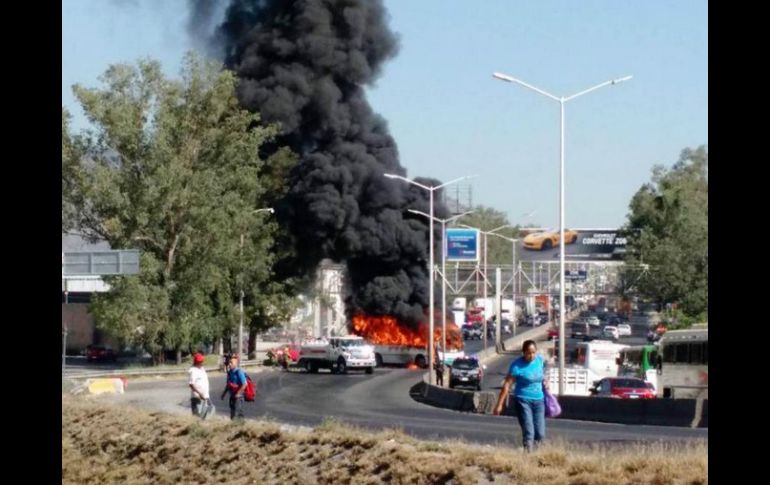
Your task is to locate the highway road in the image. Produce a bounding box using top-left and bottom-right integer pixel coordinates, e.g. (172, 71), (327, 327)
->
(117, 364), (707, 447)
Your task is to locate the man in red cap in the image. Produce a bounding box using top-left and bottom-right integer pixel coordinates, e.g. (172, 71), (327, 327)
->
(188, 352), (211, 419)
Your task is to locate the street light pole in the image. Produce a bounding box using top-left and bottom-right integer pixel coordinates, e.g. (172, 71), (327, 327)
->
(429, 188), (434, 369)
(440, 217), (446, 355)
(63, 283), (68, 375)
(408, 209), (474, 357)
(487, 232), (520, 341)
(239, 207), (274, 359)
(459, 223), (513, 351)
(385, 173), (476, 384)
(492, 71), (631, 395)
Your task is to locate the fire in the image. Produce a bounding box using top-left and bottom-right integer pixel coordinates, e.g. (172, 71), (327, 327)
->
(351, 313), (464, 350)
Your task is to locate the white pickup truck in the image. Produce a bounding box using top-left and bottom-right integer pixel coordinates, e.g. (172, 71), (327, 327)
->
(298, 336), (376, 374)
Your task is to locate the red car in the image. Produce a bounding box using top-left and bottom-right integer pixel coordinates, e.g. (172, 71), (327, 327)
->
(86, 345), (117, 362)
(547, 328), (559, 340)
(591, 377), (656, 399)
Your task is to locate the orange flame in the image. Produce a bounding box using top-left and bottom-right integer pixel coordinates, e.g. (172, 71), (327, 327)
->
(351, 313), (464, 350)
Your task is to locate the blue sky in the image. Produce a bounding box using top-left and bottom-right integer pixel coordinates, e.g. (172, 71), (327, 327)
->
(62, 0), (707, 229)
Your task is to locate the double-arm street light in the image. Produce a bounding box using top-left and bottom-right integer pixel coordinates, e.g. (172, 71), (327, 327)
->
(384, 173), (476, 384)
(492, 71), (631, 394)
(458, 223), (514, 351)
(407, 209), (474, 357)
(486, 232), (519, 341)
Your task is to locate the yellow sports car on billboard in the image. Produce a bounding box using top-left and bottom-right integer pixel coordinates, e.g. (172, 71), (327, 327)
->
(522, 229), (578, 250)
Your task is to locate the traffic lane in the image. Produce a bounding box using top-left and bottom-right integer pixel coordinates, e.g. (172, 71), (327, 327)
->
(480, 351), (519, 391)
(207, 367), (707, 445)
(567, 321), (649, 346)
(461, 325), (531, 356)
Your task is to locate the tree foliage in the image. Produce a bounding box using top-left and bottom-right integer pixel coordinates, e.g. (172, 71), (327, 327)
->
(63, 53), (299, 362)
(623, 146), (708, 319)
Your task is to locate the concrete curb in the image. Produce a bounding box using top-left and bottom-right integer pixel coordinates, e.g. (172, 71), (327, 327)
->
(418, 380), (707, 427)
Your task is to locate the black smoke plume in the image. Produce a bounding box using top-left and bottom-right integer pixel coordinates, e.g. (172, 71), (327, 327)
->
(198, 0), (449, 327)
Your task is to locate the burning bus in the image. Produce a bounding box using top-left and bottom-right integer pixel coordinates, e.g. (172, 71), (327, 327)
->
(352, 314), (464, 368)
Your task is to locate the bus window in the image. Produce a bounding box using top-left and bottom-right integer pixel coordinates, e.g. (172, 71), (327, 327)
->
(675, 343), (690, 363)
(689, 342), (703, 364)
(663, 344), (676, 363)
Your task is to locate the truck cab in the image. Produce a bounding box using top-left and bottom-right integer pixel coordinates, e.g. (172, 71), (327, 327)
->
(298, 336), (376, 374)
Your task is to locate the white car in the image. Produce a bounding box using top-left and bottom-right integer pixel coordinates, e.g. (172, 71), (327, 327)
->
(586, 316), (601, 327)
(617, 324), (632, 337)
(602, 325), (619, 340)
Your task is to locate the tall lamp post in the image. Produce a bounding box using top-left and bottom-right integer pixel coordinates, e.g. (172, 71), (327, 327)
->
(239, 207), (275, 359)
(487, 232), (519, 339)
(407, 209), (474, 356)
(384, 173), (475, 384)
(492, 71), (631, 394)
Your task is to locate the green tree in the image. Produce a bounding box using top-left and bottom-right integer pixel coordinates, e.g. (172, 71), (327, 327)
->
(62, 108), (83, 232)
(63, 53), (289, 363)
(623, 146), (708, 319)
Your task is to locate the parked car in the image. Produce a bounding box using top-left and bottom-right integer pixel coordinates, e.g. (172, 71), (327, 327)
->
(86, 345), (117, 362)
(462, 323), (482, 340)
(602, 325), (619, 340)
(590, 377), (657, 399)
(586, 316), (601, 327)
(570, 322), (590, 338)
(617, 324), (632, 337)
(547, 328), (559, 340)
(449, 357), (485, 390)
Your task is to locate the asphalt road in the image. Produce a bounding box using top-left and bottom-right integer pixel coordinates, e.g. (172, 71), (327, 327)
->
(120, 365), (706, 447)
(460, 324), (530, 356)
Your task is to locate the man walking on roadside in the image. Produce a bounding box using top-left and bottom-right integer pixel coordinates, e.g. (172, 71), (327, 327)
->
(434, 356), (445, 387)
(221, 354), (247, 420)
(188, 353), (211, 419)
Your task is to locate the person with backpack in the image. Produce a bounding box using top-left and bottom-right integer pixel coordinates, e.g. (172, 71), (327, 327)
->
(221, 354), (247, 420)
(189, 352), (211, 419)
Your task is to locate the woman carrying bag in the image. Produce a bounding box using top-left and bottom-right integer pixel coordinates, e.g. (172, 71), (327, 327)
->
(493, 340), (550, 451)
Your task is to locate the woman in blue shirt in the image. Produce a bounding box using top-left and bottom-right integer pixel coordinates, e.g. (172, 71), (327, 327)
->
(493, 339), (548, 451)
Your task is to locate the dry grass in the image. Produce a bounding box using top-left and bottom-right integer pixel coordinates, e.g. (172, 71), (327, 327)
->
(62, 395), (707, 485)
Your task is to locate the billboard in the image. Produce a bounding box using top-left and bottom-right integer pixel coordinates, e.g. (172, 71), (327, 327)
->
(517, 229), (628, 262)
(445, 228), (480, 262)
